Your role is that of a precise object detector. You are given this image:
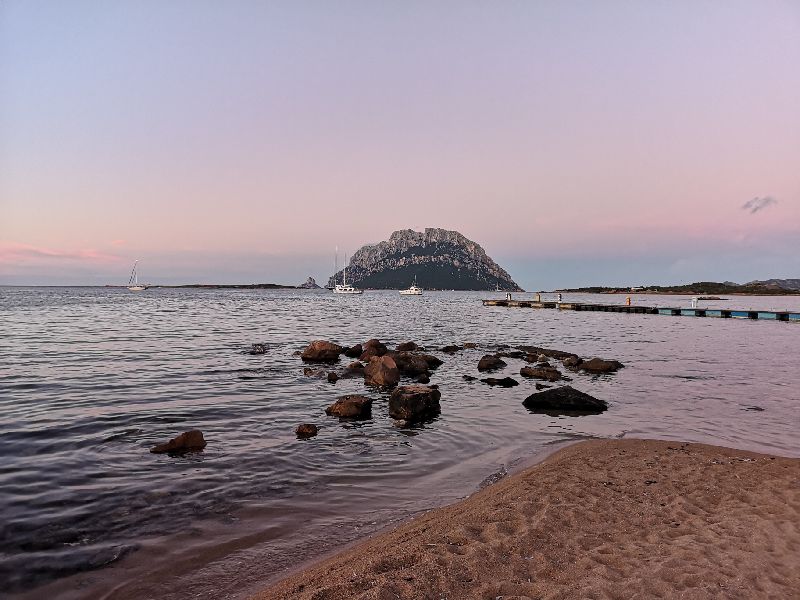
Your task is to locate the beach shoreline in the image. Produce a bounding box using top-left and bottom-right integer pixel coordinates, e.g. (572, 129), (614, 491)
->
(253, 438), (800, 599)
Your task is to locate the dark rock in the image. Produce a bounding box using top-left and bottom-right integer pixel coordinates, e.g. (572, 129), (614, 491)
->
(363, 355), (400, 387)
(578, 358), (625, 374)
(416, 374), (430, 384)
(477, 355), (507, 372)
(325, 395), (373, 419)
(303, 367), (326, 378)
(519, 346), (580, 361)
(562, 355), (583, 368)
(418, 354), (443, 369)
(441, 345), (461, 354)
(480, 377), (519, 387)
(522, 386), (608, 415)
(248, 343), (267, 355)
(301, 340), (343, 363)
(296, 423), (318, 438)
(327, 372), (339, 384)
(396, 341), (418, 352)
(520, 366), (562, 382)
(343, 344), (363, 358)
(388, 385), (441, 422)
(463, 343), (478, 349)
(150, 430), (207, 454)
(463, 375), (477, 382)
(346, 361), (365, 371)
(535, 383), (552, 390)
(392, 352), (430, 377)
(496, 350), (525, 359)
(359, 339), (388, 361)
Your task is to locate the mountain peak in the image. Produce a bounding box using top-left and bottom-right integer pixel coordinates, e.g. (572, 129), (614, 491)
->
(329, 228), (522, 291)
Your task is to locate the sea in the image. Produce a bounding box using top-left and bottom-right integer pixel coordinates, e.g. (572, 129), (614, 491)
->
(1, 287), (799, 599)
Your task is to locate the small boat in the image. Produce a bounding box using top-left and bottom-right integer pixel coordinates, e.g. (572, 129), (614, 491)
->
(127, 261), (148, 291)
(333, 252), (363, 295)
(400, 277), (423, 295)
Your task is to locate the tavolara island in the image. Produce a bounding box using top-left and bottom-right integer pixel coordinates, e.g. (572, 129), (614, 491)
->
(328, 228), (523, 291)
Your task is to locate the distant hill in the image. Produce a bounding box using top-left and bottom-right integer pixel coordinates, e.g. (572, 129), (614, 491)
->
(557, 280), (800, 295)
(746, 279), (800, 291)
(328, 228), (523, 291)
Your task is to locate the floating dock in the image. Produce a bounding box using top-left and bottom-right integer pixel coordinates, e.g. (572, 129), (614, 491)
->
(482, 299), (800, 322)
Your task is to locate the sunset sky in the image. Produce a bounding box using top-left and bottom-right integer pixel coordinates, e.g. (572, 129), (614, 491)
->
(1, 1), (798, 288)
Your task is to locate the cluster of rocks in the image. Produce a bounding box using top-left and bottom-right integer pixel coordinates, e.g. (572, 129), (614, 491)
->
(295, 338), (446, 437)
(301, 339), (442, 387)
(151, 341), (622, 456)
(472, 345), (624, 414)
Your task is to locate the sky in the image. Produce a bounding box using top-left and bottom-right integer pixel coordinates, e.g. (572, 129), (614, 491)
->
(1, 1), (799, 289)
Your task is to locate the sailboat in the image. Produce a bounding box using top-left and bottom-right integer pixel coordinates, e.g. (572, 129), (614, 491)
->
(333, 252), (363, 295)
(127, 261), (148, 291)
(400, 276), (423, 295)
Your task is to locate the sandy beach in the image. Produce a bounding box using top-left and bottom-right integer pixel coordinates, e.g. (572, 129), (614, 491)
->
(254, 439), (800, 599)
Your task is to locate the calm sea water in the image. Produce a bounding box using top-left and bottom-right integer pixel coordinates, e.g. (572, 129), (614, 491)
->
(2, 287), (799, 599)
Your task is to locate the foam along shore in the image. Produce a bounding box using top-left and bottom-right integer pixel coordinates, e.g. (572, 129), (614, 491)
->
(253, 439), (800, 599)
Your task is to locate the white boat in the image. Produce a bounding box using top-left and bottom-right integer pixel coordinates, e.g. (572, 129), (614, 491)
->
(333, 252), (363, 295)
(400, 277), (423, 295)
(127, 261), (148, 291)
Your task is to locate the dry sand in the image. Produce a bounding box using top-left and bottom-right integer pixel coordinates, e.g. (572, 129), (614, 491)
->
(253, 439), (800, 599)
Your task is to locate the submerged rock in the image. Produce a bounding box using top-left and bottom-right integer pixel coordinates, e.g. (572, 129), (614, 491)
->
(296, 423), (319, 438)
(396, 341), (418, 352)
(248, 343), (267, 355)
(150, 430), (207, 454)
(480, 377), (519, 387)
(535, 383), (552, 390)
(578, 358), (625, 374)
(441, 345), (461, 354)
(496, 350), (525, 359)
(418, 354), (443, 369)
(364, 355), (400, 387)
(462, 375), (478, 382)
(477, 355), (507, 372)
(325, 395), (373, 419)
(301, 340), (343, 363)
(562, 355), (583, 368)
(520, 366), (562, 382)
(522, 386), (608, 415)
(327, 372), (339, 384)
(463, 342), (478, 349)
(519, 346), (580, 361)
(346, 361), (365, 371)
(416, 374), (430, 384)
(388, 385), (441, 423)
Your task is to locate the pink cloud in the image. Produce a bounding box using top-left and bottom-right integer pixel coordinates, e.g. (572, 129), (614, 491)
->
(0, 242), (123, 265)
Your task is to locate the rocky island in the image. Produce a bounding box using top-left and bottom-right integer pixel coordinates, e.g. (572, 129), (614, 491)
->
(327, 228), (523, 291)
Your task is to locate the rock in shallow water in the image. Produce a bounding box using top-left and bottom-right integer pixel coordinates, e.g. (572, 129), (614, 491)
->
(477, 355), (507, 371)
(364, 355), (400, 387)
(150, 430), (207, 454)
(522, 386), (608, 415)
(520, 366), (562, 382)
(388, 385), (441, 423)
(301, 340), (342, 363)
(396, 341), (418, 352)
(296, 423), (319, 438)
(578, 357), (625, 374)
(480, 377), (519, 387)
(359, 339), (388, 361)
(248, 343), (267, 355)
(325, 395), (373, 419)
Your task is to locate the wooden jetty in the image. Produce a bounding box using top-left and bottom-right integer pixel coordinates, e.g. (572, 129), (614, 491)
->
(482, 299), (800, 322)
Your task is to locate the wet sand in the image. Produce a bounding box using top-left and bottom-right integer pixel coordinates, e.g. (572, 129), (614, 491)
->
(254, 439), (800, 599)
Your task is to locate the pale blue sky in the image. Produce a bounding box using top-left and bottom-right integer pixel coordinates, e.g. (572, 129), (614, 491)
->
(1, 1), (798, 287)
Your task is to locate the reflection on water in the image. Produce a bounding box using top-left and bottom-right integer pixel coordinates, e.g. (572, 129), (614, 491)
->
(1, 287), (799, 598)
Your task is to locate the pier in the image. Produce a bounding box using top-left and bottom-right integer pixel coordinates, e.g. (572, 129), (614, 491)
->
(482, 299), (800, 322)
